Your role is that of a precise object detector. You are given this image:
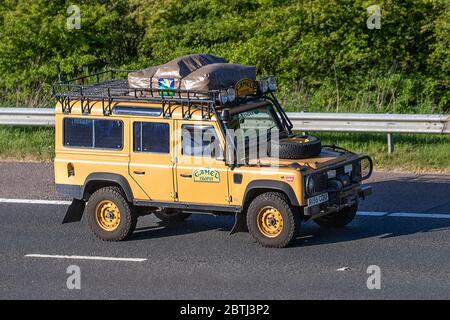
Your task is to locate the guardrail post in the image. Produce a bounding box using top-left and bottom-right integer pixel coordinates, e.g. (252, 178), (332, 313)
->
(387, 133), (394, 154)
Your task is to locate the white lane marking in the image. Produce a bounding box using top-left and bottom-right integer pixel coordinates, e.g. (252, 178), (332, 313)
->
(25, 254), (147, 262)
(337, 267), (350, 271)
(388, 212), (450, 219)
(0, 198), (71, 205)
(357, 211), (388, 217)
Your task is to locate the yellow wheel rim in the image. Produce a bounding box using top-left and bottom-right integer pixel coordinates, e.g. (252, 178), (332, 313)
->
(257, 206), (284, 238)
(95, 200), (121, 232)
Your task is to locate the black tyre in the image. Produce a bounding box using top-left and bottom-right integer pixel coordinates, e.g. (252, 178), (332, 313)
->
(271, 135), (321, 159)
(314, 204), (358, 228)
(86, 186), (137, 241)
(247, 192), (301, 248)
(154, 208), (192, 222)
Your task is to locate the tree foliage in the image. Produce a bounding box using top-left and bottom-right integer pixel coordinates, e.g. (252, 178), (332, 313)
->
(0, 0), (448, 112)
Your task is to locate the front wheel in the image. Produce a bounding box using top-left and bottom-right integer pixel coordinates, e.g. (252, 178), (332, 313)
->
(246, 192), (301, 248)
(314, 204), (358, 228)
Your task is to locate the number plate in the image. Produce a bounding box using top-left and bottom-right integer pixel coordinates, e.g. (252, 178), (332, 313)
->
(307, 193), (329, 207)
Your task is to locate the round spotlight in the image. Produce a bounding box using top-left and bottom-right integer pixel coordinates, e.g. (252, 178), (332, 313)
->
(219, 90), (228, 104)
(227, 88), (236, 102)
(260, 79), (269, 93)
(268, 77), (277, 91)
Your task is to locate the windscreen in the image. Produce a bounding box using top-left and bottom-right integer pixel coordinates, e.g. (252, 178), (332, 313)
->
(228, 103), (284, 134)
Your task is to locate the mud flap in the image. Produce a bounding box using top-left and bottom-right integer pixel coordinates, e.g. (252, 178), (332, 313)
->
(230, 212), (248, 235)
(62, 199), (86, 224)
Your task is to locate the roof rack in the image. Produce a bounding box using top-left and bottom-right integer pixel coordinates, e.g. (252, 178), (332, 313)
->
(52, 69), (224, 120)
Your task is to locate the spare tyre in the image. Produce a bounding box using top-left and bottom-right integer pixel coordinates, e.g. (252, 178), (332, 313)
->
(270, 135), (322, 159)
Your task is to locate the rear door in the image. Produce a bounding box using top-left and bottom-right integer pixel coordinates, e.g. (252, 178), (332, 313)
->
(129, 118), (175, 201)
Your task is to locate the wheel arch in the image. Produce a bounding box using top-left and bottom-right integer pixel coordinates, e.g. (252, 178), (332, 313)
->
(82, 173), (134, 202)
(242, 180), (300, 211)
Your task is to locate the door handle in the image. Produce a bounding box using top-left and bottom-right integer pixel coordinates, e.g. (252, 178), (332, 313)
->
(133, 171), (146, 175)
(180, 173), (192, 178)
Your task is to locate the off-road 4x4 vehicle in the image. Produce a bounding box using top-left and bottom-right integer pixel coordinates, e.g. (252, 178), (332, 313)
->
(54, 58), (372, 248)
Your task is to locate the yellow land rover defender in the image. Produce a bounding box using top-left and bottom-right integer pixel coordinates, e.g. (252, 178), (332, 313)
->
(53, 55), (372, 248)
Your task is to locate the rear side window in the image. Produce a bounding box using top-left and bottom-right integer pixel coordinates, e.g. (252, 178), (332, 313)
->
(64, 118), (93, 148)
(94, 119), (123, 149)
(63, 118), (123, 150)
(134, 122), (170, 154)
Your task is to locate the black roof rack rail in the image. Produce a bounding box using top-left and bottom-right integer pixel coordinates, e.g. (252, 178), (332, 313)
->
(52, 69), (224, 119)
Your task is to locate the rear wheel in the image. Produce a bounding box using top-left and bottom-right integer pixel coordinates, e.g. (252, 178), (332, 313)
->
(154, 208), (192, 222)
(314, 204), (358, 228)
(86, 186), (137, 241)
(247, 192), (301, 248)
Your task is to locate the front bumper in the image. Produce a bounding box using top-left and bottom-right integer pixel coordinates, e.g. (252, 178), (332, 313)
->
(303, 185), (372, 218)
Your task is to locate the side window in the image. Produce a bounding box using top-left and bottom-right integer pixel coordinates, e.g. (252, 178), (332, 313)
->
(94, 120), (123, 149)
(64, 118), (93, 148)
(134, 122), (170, 154)
(182, 125), (220, 158)
(64, 118), (123, 150)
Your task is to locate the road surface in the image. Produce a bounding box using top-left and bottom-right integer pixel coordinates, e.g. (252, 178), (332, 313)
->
(0, 161), (449, 299)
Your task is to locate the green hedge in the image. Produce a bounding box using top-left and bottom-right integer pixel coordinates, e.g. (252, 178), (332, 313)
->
(0, 0), (449, 113)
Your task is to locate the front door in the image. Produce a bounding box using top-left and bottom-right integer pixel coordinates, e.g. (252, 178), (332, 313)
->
(129, 119), (175, 201)
(175, 121), (230, 205)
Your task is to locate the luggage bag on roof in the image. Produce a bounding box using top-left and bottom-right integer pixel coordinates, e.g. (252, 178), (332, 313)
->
(128, 54), (256, 96)
(181, 63), (256, 92)
(128, 53), (226, 91)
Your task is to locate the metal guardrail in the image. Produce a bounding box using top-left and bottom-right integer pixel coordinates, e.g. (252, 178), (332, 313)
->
(288, 112), (450, 135)
(1, 108), (449, 133)
(0, 108), (55, 126)
(1, 108), (449, 153)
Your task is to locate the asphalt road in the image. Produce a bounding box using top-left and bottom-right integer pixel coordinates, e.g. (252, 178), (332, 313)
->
(0, 161), (449, 300)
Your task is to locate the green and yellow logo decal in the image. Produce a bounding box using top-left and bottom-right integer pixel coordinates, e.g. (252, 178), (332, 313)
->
(193, 168), (220, 183)
(158, 78), (175, 97)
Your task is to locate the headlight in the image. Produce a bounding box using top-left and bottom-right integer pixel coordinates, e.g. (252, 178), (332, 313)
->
(306, 172), (328, 196)
(227, 88), (236, 102)
(306, 176), (316, 196)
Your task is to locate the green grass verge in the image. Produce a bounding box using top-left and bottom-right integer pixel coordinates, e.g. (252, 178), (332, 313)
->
(0, 126), (449, 172)
(0, 126), (54, 161)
